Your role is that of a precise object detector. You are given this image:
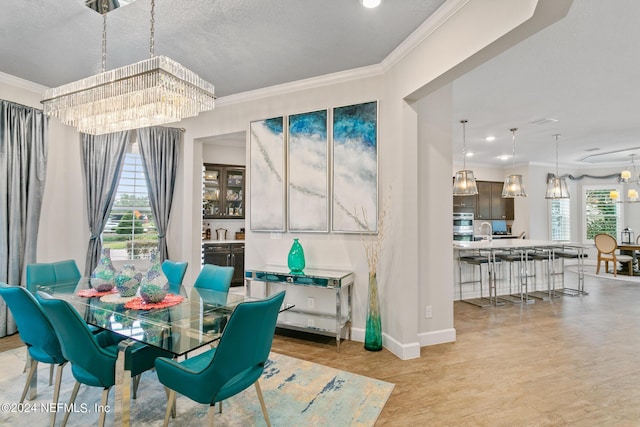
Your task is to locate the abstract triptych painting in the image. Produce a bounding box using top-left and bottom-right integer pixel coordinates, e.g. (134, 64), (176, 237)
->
(249, 101), (378, 233)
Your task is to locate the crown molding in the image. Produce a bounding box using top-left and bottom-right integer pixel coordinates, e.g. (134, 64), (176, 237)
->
(216, 63), (384, 108)
(0, 71), (47, 94)
(381, 0), (470, 70)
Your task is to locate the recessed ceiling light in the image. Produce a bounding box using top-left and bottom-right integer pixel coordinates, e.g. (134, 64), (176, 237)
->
(485, 136), (495, 142)
(498, 155), (510, 161)
(466, 152), (474, 157)
(361, 0), (382, 8)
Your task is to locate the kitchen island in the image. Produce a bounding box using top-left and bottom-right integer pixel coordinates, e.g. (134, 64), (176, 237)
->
(454, 239), (588, 306)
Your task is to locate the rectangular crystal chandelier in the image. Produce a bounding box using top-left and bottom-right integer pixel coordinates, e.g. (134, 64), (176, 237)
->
(42, 0), (215, 135)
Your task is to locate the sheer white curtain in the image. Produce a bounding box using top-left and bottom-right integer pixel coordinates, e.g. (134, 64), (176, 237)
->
(0, 100), (48, 337)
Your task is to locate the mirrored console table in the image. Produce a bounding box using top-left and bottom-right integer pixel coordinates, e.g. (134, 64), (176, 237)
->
(245, 266), (353, 352)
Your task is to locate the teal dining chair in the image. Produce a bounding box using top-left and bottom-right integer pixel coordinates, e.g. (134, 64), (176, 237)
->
(154, 291), (286, 427)
(0, 284), (67, 427)
(25, 259), (81, 293)
(193, 264), (234, 293)
(37, 293), (172, 427)
(162, 260), (188, 295)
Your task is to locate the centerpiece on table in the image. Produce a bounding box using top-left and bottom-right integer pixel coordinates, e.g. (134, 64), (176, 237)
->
(115, 264), (142, 297)
(90, 247), (116, 292)
(139, 249), (169, 303)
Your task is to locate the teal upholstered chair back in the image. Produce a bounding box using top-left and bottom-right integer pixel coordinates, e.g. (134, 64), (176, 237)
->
(0, 284), (65, 364)
(162, 260), (188, 295)
(193, 264), (234, 293)
(190, 291), (285, 404)
(26, 260), (81, 293)
(37, 295), (116, 388)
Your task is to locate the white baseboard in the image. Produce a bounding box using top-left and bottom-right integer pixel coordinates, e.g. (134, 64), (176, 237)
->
(351, 327), (457, 358)
(417, 328), (457, 346)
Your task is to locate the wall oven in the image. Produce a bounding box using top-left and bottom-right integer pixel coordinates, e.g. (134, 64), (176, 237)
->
(453, 212), (474, 241)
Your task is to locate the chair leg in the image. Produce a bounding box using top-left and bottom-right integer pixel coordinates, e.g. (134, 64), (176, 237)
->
(255, 380), (271, 427)
(20, 359), (38, 403)
(163, 389), (176, 427)
(218, 400), (222, 414)
(62, 381), (81, 427)
(132, 374), (141, 399)
(163, 386), (176, 418)
(50, 362), (66, 427)
(49, 364), (54, 386)
(208, 404), (216, 427)
(98, 388), (110, 427)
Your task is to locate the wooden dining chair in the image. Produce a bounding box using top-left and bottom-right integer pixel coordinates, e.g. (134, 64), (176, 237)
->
(594, 233), (633, 277)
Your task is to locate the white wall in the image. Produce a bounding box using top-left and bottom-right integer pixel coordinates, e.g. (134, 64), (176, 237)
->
(416, 84), (455, 340)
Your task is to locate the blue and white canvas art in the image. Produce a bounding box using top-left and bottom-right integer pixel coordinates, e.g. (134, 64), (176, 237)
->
(288, 110), (328, 232)
(250, 117), (286, 231)
(332, 101), (378, 233)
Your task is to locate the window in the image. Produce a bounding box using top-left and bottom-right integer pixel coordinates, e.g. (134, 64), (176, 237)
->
(583, 185), (622, 242)
(550, 198), (570, 241)
(102, 142), (158, 260)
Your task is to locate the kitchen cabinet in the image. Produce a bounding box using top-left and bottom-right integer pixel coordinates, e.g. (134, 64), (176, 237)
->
(453, 194), (476, 214)
(475, 181), (514, 220)
(202, 242), (245, 286)
(203, 164), (245, 219)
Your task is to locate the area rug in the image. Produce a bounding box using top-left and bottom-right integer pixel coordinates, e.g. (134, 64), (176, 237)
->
(0, 347), (393, 426)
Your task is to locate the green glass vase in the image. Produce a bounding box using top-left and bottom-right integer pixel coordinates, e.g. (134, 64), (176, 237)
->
(287, 238), (306, 274)
(364, 272), (383, 351)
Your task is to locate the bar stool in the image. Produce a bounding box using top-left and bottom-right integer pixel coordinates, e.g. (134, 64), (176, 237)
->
(494, 249), (535, 304)
(553, 246), (588, 296)
(458, 252), (503, 307)
(527, 248), (557, 301)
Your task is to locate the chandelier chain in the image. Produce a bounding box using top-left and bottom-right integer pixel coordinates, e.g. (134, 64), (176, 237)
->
(150, 0), (155, 58)
(101, 0), (108, 72)
(554, 134), (560, 176)
(510, 128), (517, 172)
(461, 120), (468, 169)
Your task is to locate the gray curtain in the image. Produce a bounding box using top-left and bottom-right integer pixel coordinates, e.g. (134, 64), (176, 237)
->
(0, 100), (48, 337)
(137, 127), (181, 261)
(81, 132), (128, 276)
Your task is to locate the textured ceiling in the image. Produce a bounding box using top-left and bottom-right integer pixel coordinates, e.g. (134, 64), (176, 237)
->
(0, 0), (444, 97)
(2, 0), (636, 168)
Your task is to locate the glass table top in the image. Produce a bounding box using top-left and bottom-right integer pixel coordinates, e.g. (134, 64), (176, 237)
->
(35, 279), (252, 357)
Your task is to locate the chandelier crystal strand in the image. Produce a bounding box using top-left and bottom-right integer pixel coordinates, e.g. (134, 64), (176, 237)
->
(42, 0), (215, 135)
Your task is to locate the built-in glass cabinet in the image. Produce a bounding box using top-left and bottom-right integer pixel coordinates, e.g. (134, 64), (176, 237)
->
(203, 164), (245, 219)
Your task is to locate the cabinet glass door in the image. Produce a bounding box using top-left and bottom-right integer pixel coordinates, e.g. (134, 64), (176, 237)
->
(224, 168), (244, 218)
(203, 166), (222, 217)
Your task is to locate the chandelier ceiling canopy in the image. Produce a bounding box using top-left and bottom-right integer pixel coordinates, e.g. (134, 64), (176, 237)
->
(42, 0), (215, 135)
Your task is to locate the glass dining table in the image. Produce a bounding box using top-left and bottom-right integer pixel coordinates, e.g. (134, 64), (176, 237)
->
(35, 278), (255, 427)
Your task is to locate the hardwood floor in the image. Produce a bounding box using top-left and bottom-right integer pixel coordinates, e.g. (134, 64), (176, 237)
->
(3, 270), (640, 425)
